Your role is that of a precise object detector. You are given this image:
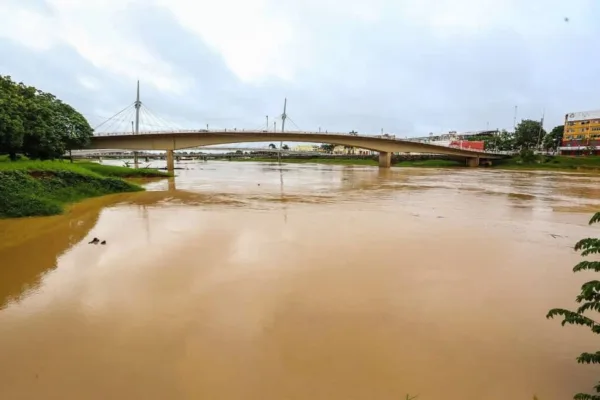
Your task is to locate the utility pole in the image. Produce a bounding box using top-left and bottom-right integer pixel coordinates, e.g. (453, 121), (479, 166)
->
(279, 98), (287, 164)
(266, 115), (269, 131)
(281, 98), (287, 132)
(133, 80), (141, 168)
(274, 121), (276, 132)
(134, 80), (141, 134)
(536, 109), (545, 150)
(513, 105), (518, 131)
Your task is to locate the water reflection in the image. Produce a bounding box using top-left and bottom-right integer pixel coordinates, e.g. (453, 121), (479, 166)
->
(0, 161), (599, 400)
(0, 200), (103, 308)
(168, 177), (176, 191)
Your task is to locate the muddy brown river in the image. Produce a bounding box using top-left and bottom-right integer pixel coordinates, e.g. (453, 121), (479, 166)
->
(1, 161), (599, 400)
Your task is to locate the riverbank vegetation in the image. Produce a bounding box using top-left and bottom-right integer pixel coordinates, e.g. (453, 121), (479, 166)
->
(0, 161), (169, 219)
(232, 157), (464, 168)
(0, 76), (173, 218)
(0, 75), (93, 160)
(547, 211), (600, 400)
(229, 154), (600, 171)
(494, 154), (600, 171)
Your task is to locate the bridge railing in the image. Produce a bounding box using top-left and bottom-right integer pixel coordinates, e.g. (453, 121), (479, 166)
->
(94, 129), (376, 137)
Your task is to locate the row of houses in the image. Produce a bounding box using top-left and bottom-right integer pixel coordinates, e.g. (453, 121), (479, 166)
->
(292, 145), (377, 155)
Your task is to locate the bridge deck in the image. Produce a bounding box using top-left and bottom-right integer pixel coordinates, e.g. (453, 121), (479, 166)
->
(89, 130), (506, 160)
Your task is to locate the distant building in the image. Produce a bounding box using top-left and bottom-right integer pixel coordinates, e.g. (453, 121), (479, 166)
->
(331, 145), (375, 155)
(561, 110), (600, 156)
(293, 144), (320, 152)
(410, 130), (497, 147)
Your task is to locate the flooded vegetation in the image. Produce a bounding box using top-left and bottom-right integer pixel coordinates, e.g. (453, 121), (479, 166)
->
(1, 161), (599, 399)
(0, 161), (169, 218)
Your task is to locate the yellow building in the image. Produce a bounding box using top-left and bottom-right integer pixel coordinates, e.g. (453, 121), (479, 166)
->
(292, 144), (320, 152)
(332, 146), (375, 155)
(562, 109), (600, 155)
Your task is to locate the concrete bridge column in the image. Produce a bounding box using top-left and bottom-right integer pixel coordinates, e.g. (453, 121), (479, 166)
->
(379, 151), (392, 168)
(167, 177), (176, 191)
(166, 149), (175, 173)
(466, 157), (480, 167)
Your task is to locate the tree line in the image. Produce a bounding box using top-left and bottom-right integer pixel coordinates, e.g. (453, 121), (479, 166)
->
(0, 75), (93, 161)
(466, 119), (564, 154)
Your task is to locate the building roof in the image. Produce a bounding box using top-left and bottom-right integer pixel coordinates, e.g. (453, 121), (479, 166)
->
(566, 109), (600, 122)
(410, 130), (498, 141)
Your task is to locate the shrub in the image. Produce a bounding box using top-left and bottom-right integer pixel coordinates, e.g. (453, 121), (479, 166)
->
(547, 212), (600, 400)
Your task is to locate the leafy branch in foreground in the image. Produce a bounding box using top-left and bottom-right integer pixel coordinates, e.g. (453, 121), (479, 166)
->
(547, 212), (600, 400)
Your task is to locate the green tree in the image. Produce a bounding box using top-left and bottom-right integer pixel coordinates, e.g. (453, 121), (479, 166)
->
(547, 211), (600, 400)
(0, 75), (93, 160)
(58, 102), (94, 162)
(543, 125), (564, 152)
(514, 119), (546, 150)
(268, 143), (276, 149)
(0, 76), (26, 160)
(282, 144), (290, 150)
(483, 130), (516, 152)
(320, 143), (335, 153)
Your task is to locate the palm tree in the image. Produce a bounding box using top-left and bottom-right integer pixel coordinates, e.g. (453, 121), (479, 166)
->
(268, 143), (276, 149)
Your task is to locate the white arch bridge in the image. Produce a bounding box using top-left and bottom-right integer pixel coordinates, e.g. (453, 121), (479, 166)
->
(85, 129), (507, 172)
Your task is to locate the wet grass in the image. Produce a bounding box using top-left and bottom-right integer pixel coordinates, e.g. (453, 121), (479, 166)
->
(75, 161), (172, 178)
(0, 160), (171, 178)
(232, 155), (600, 172)
(493, 155), (600, 172)
(0, 160), (169, 219)
(231, 157), (461, 167)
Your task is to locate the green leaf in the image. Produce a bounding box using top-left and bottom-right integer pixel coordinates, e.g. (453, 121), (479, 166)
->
(574, 261), (600, 273)
(574, 394), (600, 400)
(577, 352), (600, 364)
(546, 308), (598, 327)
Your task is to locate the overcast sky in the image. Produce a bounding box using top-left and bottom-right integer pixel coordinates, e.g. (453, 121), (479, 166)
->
(1, 0), (599, 137)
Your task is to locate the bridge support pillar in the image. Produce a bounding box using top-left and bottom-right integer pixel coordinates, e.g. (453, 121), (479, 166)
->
(166, 149), (175, 173)
(168, 177), (176, 191)
(378, 151), (391, 168)
(466, 157), (480, 167)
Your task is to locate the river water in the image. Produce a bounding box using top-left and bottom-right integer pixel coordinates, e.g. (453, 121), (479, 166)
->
(1, 160), (599, 400)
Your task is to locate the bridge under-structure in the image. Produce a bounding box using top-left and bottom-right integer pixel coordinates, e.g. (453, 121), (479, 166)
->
(87, 130), (506, 173)
(71, 147), (323, 157)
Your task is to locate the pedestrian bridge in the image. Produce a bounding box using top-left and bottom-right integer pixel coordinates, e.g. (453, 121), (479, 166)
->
(88, 130), (506, 172)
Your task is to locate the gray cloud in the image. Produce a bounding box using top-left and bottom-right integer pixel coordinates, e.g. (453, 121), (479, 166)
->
(1, 0), (599, 138)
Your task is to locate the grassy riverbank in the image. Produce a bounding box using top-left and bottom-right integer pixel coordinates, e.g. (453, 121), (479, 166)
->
(229, 155), (600, 171)
(0, 161), (170, 219)
(493, 155), (600, 171)
(231, 157), (461, 167)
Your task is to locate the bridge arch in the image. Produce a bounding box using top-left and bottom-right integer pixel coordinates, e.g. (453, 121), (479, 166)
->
(88, 130), (504, 171)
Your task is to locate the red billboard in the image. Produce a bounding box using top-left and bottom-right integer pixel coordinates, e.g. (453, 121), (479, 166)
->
(449, 141), (485, 151)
